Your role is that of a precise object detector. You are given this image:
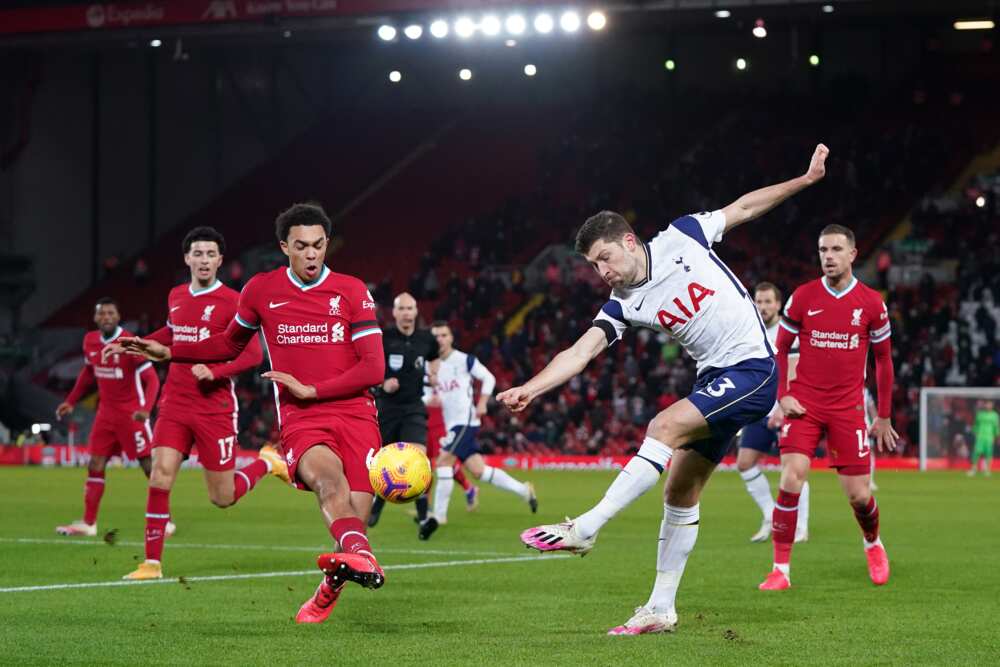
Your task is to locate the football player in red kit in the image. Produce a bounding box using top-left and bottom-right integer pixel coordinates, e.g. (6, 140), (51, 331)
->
(120, 203), (385, 624)
(107, 227), (273, 581)
(55, 298), (160, 537)
(760, 224), (898, 591)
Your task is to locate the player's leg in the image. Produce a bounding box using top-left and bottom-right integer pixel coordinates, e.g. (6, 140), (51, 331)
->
(125, 446), (184, 580)
(57, 415), (115, 535)
(984, 439), (994, 476)
(464, 453), (535, 506)
(398, 412), (432, 530)
(796, 478), (811, 543)
(760, 452), (811, 589)
(837, 470), (889, 585)
(736, 423), (775, 542)
(968, 440), (981, 476)
(432, 448), (458, 525)
(198, 415), (288, 508)
(609, 447), (717, 635)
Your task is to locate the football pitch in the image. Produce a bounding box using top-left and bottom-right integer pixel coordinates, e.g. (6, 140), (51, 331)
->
(1, 467), (997, 665)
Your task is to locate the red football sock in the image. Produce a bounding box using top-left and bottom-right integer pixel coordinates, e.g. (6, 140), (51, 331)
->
(852, 496), (880, 544)
(233, 459), (270, 503)
(330, 517), (373, 559)
(83, 470), (106, 525)
(454, 464), (473, 492)
(772, 489), (800, 568)
(145, 487), (171, 562)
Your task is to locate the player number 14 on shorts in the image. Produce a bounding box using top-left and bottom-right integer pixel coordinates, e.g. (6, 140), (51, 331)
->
(856, 429), (870, 457)
(218, 436), (235, 465)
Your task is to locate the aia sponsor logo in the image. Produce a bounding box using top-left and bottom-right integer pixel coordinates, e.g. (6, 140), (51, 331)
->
(657, 283), (715, 329)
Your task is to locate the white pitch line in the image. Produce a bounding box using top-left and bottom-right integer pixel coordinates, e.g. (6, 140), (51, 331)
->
(0, 537), (508, 557)
(0, 554), (569, 594)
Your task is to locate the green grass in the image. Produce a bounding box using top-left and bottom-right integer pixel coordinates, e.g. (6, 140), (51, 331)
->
(0, 467), (998, 665)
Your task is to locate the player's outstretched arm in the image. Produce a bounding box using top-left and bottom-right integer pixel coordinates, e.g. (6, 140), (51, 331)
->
(262, 332), (386, 401)
(497, 327), (607, 412)
(720, 143), (829, 232)
(205, 333), (264, 380)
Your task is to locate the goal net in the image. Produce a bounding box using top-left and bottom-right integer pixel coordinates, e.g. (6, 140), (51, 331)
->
(919, 387), (1000, 471)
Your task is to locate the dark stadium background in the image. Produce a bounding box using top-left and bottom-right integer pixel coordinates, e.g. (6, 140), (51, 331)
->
(1, 0), (997, 468)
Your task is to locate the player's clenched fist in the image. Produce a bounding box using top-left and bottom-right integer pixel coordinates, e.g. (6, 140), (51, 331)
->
(191, 364), (215, 382)
(497, 386), (533, 412)
(779, 395), (807, 418)
(119, 336), (172, 362)
(262, 370), (317, 401)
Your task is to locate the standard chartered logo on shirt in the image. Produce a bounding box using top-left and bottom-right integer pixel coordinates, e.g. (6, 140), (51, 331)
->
(275, 322), (345, 345)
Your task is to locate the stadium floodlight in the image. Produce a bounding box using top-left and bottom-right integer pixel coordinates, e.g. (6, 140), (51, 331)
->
(560, 11), (581, 33)
(664, 59), (676, 71)
(389, 70), (402, 83)
(752, 19), (767, 39)
(534, 13), (554, 34)
(459, 68), (473, 81)
(954, 19), (995, 30)
(505, 39), (517, 47)
(430, 19), (449, 38)
(736, 57), (748, 70)
(282, 30), (292, 38)
(587, 11), (607, 31)
(809, 54), (820, 66)
(377, 25), (397, 41)
(714, 10), (731, 19)
(506, 14), (527, 35)
(454, 16), (476, 39)
(524, 63), (537, 76)
(481, 15), (501, 37)
(822, 4), (834, 13)
(403, 24), (423, 40)
(150, 38), (162, 47)
(976, 195), (987, 208)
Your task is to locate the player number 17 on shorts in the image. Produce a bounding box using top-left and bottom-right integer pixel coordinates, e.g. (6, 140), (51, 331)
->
(217, 436), (235, 465)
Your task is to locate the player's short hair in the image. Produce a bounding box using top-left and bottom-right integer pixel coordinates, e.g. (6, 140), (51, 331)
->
(182, 226), (226, 255)
(819, 224), (856, 247)
(574, 211), (635, 255)
(95, 296), (117, 310)
(754, 282), (783, 303)
(275, 202), (332, 242)
(430, 320), (451, 331)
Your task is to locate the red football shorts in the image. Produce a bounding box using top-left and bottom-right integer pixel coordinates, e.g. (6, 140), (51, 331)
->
(89, 410), (153, 460)
(153, 409), (240, 472)
(779, 403), (870, 475)
(281, 411), (381, 494)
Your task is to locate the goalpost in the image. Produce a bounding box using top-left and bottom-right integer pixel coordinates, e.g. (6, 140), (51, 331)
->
(919, 387), (1000, 471)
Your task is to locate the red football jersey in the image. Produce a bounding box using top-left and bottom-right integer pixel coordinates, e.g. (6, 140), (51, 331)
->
(235, 266), (381, 435)
(159, 281), (259, 415)
(81, 327), (155, 415)
(780, 276), (891, 411)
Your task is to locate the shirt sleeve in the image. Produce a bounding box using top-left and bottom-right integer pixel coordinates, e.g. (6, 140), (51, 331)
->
(593, 299), (629, 347)
(234, 276), (263, 331)
(869, 297), (891, 344)
(469, 356), (496, 397)
(667, 210), (727, 249)
(780, 288), (804, 334)
(349, 284), (381, 343)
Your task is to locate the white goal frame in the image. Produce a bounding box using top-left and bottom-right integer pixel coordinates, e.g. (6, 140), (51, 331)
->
(919, 387), (1000, 471)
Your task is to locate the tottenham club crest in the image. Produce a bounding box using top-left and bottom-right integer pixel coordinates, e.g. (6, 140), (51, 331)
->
(329, 296), (342, 316)
(851, 308), (863, 327)
(201, 305), (216, 322)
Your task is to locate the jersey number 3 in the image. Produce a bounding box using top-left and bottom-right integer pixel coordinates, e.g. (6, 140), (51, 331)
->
(698, 377), (735, 398)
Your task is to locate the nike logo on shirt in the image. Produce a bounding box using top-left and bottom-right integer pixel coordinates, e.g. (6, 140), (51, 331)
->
(807, 309), (824, 316)
(269, 301), (290, 309)
(635, 296), (647, 311)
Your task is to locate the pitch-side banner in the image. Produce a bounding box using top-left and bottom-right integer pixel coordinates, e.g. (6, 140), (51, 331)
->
(0, 0), (569, 36)
(0, 445), (978, 470)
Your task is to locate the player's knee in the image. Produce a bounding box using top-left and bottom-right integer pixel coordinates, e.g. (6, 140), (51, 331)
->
(209, 492), (234, 508)
(847, 488), (871, 508)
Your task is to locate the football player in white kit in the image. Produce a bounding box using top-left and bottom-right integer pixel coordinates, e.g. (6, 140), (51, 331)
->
(423, 321), (537, 537)
(499, 144), (829, 636)
(737, 282), (810, 543)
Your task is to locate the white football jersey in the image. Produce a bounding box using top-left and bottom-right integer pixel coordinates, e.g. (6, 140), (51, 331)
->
(433, 349), (496, 430)
(593, 210), (772, 373)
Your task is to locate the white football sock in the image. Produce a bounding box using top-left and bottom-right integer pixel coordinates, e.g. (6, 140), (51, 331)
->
(575, 437), (673, 540)
(739, 465), (774, 520)
(481, 466), (529, 500)
(433, 466), (454, 523)
(795, 481), (810, 539)
(646, 503), (700, 615)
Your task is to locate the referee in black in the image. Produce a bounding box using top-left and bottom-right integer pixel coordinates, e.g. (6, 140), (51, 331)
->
(369, 292), (441, 539)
